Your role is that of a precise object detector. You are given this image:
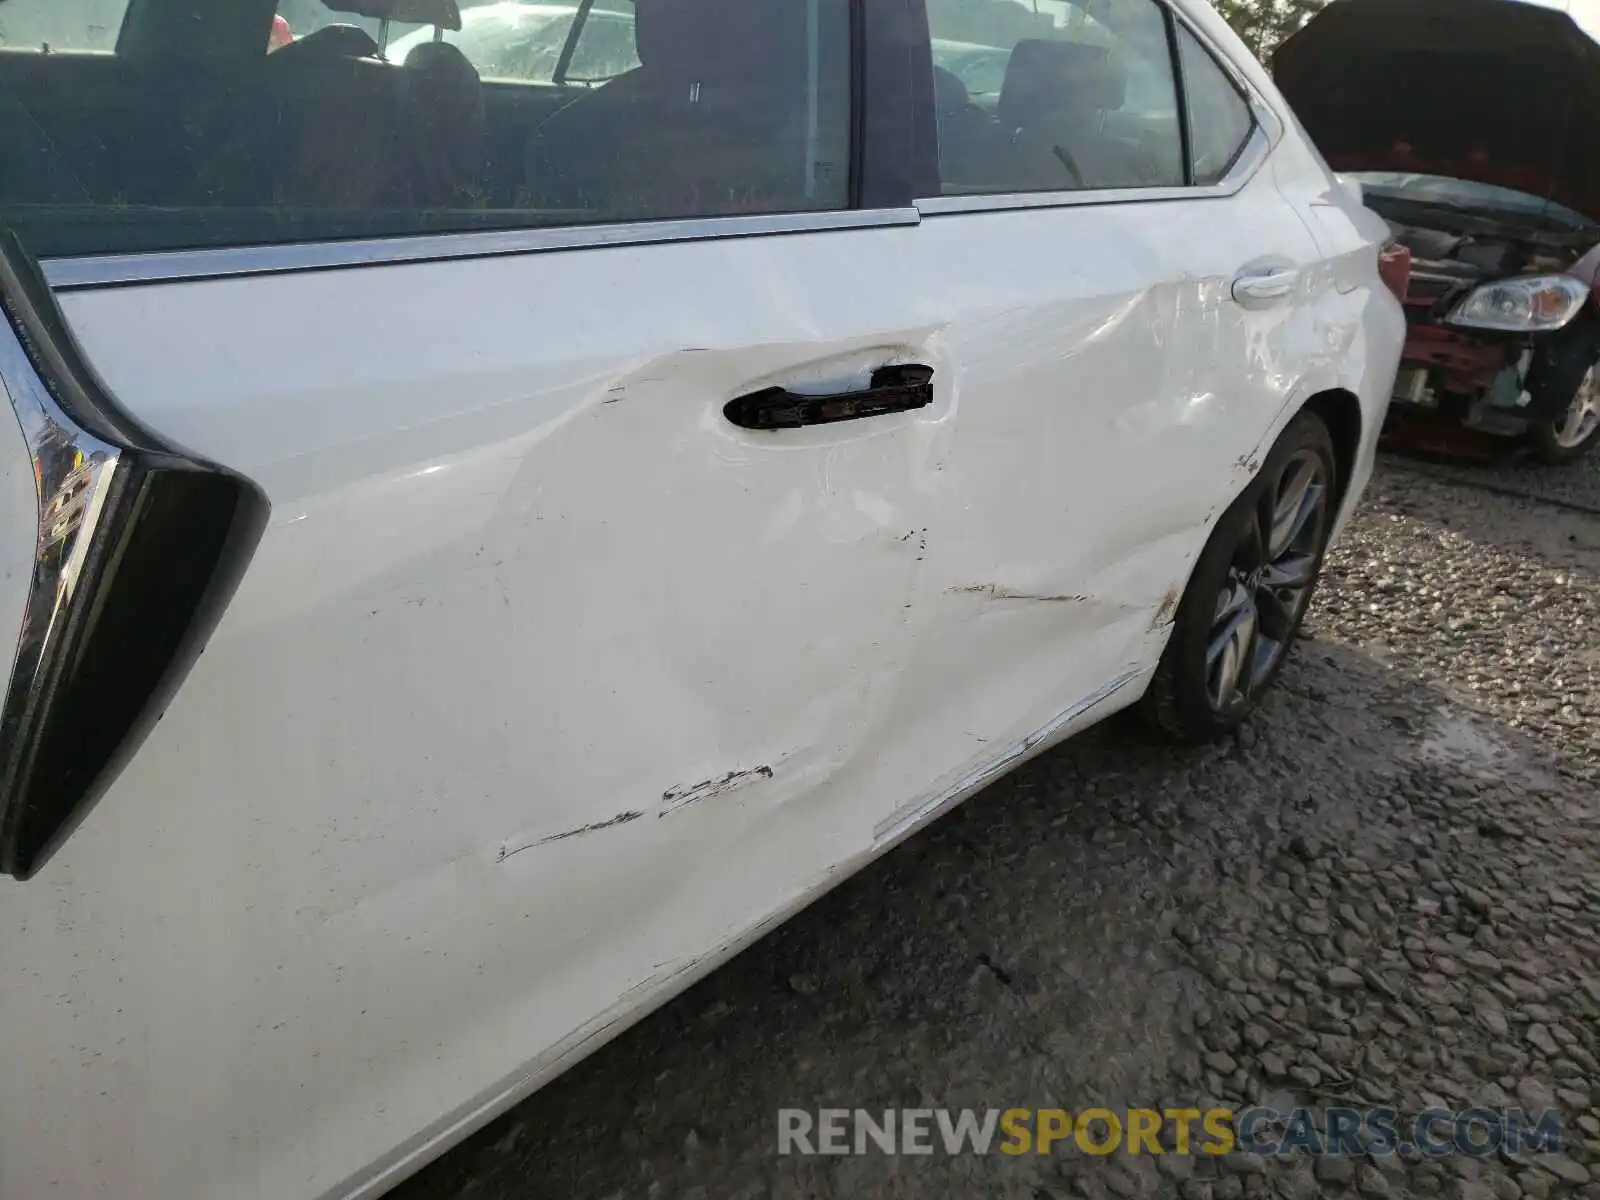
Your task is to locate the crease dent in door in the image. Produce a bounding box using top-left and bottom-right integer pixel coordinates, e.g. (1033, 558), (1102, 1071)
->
(5, 218), (948, 1200)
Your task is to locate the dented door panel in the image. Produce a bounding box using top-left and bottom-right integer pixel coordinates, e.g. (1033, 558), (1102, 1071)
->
(0, 229), (950, 1200)
(862, 168), (1328, 817)
(0, 7), (1409, 1197)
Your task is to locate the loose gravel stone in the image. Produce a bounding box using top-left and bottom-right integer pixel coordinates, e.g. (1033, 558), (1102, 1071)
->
(1543, 1155), (1593, 1186)
(1356, 1163), (1393, 1198)
(1316, 1155), (1357, 1186)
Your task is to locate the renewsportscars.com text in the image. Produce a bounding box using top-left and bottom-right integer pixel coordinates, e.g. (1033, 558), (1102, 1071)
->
(777, 1106), (1564, 1158)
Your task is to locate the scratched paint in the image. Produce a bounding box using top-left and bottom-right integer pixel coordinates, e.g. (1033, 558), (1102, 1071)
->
(0, 13), (1403, 1196)
(497, 810), (646, 861)
(948, 584), (1092, 603)
(1150, 585), (1183, 631)
(660, 766), (775, 817)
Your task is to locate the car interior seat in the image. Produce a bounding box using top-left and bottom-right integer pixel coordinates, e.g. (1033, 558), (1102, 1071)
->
(933, 63), (1031, 193)
(398, 39), (486, 208)
(194, 18), (395, 210)
(995, 38), (1132, 191)
(195, 0), (479, 213)
(524, 0), (812, 219)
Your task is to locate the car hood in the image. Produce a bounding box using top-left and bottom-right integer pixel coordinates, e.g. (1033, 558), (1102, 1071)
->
(1274, 0), (1600, 221)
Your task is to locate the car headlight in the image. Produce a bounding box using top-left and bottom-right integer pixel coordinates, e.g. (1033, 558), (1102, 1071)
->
(1447, 274), (1589, 332)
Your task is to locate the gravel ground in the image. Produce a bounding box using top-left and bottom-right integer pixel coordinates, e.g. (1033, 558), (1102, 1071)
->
(393, 454), (1600, 1200)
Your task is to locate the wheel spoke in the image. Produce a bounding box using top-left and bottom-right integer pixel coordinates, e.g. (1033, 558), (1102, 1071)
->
(1554, 369), (1600, 448)
(1268, 459), (1322, 559)
(1260, 551), (1317, 591)
(1206, 584), (1257, 709)
(1255, 582), (1296, 643)
(1232, 502), (1268, 572)
(1199, 442), (1334, 715)
(1211, 578), (1253, 626)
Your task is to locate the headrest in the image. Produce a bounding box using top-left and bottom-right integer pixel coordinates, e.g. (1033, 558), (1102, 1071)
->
(403, 38), (477, 78)
(324, 0), (461, 31)
(401, 38), (483, 108)
(997, 39), (1126, 127)
(933, 66), (971, 114)
(271, 22), (380, 60)
(634, 0), (791, 80)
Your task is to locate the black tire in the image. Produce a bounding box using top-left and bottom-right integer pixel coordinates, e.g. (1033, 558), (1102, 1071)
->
(1526, 363), (1600, 465)
(1141, 409), (1340, 742)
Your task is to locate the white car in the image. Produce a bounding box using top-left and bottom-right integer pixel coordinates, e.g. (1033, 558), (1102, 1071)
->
(0, 0), (1401, 1195)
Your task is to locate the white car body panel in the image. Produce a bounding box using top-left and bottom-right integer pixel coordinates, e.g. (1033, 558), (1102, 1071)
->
(0, 2), (1404, 1196)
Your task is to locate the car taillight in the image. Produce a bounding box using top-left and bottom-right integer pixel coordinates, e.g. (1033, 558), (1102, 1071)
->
(1378, 241), (1412, 303)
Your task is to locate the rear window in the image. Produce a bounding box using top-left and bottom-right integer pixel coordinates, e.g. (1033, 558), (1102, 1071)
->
(0, 0), (129, 51)
(1175, 25), (1253, 186)
(924, 0), (1185, 196)
(383, 3), (638, 85)
(0, 0), (853, 258)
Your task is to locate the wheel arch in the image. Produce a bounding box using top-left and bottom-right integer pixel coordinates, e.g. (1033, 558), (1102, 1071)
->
(1301, 387), (1363, 505)
(1151, 385), (1362, 648)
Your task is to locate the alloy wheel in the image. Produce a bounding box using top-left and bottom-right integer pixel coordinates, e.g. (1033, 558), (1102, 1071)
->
(1204, 450), (1330, 713)
(1552, 364), (1600, 450)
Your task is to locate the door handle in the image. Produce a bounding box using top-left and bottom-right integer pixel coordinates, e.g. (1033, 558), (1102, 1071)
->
(724, 364), (935, 430)
(1231, 269), (1300, 307)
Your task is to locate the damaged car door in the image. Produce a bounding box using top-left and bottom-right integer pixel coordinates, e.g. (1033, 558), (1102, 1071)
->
(0, 0), (1405, 1194)
(865, 0), (1339, 831)
(0, 0), (940, 1196)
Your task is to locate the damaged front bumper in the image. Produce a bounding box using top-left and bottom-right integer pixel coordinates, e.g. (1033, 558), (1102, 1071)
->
(1390, 325), (1536, 437)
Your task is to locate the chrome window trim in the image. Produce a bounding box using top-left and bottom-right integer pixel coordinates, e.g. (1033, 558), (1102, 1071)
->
(915, 124), (1271, 216)
(40, 208), (923, 290)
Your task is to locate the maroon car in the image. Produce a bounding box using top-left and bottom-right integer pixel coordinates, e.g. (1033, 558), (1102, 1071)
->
(1276, 0), (1600, 463)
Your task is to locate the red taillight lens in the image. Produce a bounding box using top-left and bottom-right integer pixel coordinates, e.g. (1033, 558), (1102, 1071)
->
(1378, 242), (1412, 302)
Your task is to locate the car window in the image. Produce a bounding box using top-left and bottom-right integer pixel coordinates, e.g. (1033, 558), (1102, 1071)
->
(934, 44), (1009, 100)
(0, 0), (129, 51)
(925, 0), (1183, 196)
(564, 5), (638, 82)
(384, 3), (638, 85)
(0, 0), (851, 257)
(1175, 24), (1253, 186)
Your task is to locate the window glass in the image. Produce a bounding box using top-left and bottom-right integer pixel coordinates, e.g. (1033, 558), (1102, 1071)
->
(926, 0), (1183, 196)
(564, 5), (640, 82)
(1176, 25), (1253, 185)
(0, 0), (129, 52)
(0, 0), (851, 258)
(380, 2), (639, 85)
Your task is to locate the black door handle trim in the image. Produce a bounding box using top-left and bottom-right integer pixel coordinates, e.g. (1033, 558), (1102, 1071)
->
(724, 363), (935, 430)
